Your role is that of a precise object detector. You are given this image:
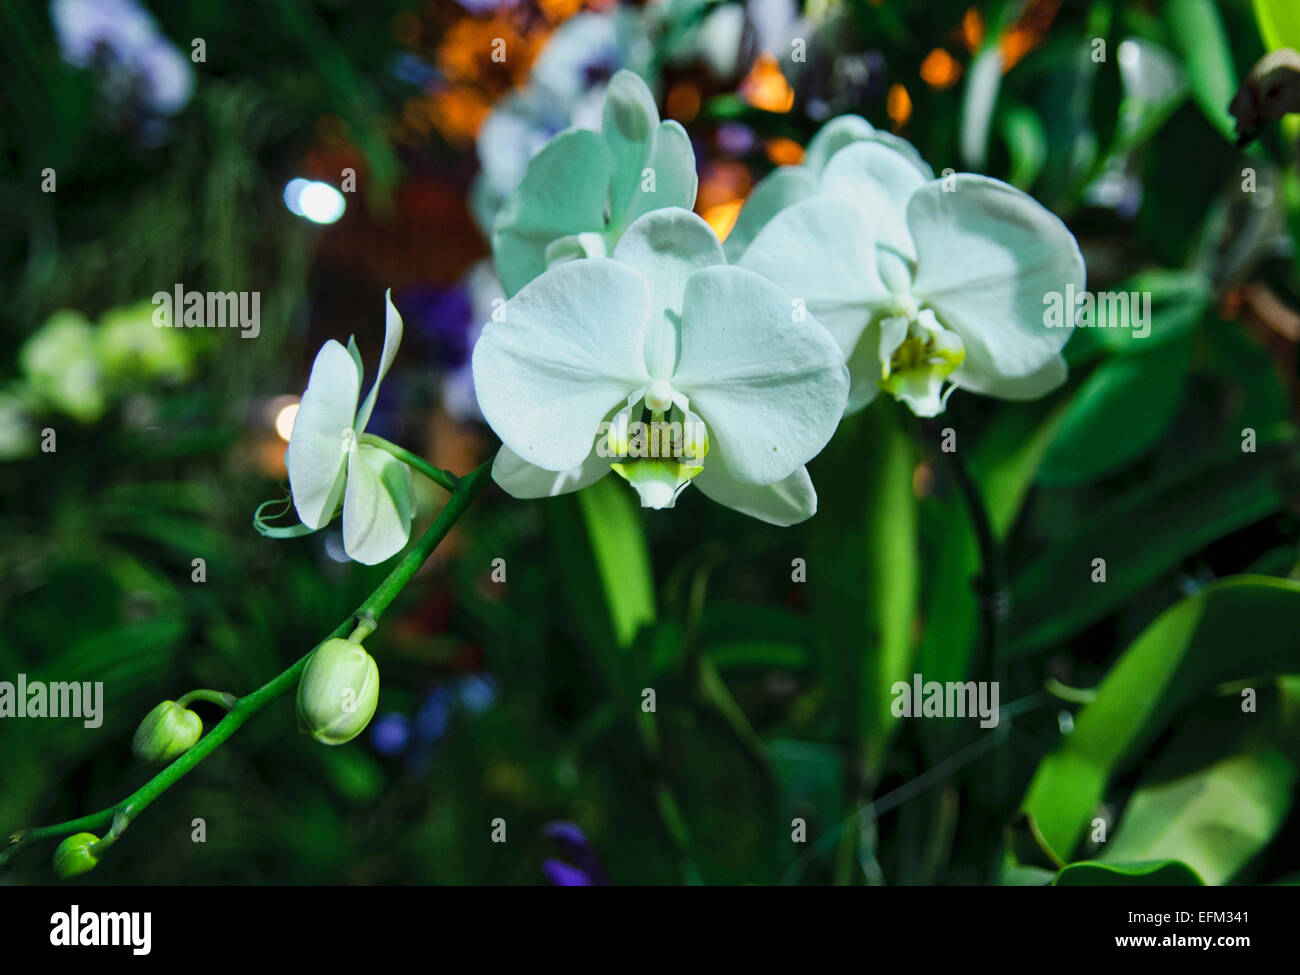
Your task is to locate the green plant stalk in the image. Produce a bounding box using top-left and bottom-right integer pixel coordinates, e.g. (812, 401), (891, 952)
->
(1, 458), (492, 870)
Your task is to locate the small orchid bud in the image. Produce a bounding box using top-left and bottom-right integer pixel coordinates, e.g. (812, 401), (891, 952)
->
(297, 638), (380, 745)
(132, 700), (203, 764)
(53, 832), (101, 878)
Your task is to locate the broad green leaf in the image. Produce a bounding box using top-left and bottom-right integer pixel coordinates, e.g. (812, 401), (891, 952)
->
(807, 399), (918, 774)
(999, 105), (1047, 190)
(1253, 0), (1300, 52)
(1039, 336), (1191, 485)
(1021, 575), (1300, 862)
(1104, 746), (1296, 884)
(1164, 0), (1238, 141)
(969, 399), (1068, 539)
(1007, 431), (1294, 657)
(1055, 859), (1204, 885)
(577, 476), (655, 649)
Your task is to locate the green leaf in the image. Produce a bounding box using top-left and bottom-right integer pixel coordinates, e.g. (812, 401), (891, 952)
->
(807, 400), (918, 773)
(1020, 575), (1300, 862)
(999, 105), (1047, 190)
(577, 476), (656, 649)
(1164, 0), (1238, 141)
(1253, 0), (1300, 52)
(1104, 746), (1296, 884)
(1039, 336), (1191, 485)
(1008, 431), (1294, 656)
(1055, 859), (1204, 885)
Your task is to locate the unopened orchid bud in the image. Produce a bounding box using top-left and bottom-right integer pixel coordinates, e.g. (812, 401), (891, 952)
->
(132, 700), (203, 765)
(296, 638), (380, 745)
(53, 832), (101, 878)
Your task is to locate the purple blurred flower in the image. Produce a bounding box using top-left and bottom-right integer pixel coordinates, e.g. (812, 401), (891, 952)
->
(370, 713), (412, 756)
(50, 0), (194, 116)
(542, 821), (610, 885)
(415, 686), (455, 743)
(542, 859), (593, 886)
(400, 284), (475, 370)
(717, 122), (756, 157)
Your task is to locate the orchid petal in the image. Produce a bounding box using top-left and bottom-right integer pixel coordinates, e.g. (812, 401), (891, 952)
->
(472, 258), (652, 472)
(907, 175), (1084, 386)
(673, 265), (849, 484)
(285, 339), (360, 530)
(694, 462), (818, 526)
(341, 442), (414, 565)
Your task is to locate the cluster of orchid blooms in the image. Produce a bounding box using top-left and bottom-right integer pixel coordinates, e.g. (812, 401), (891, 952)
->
(281, 69), (1086, 565)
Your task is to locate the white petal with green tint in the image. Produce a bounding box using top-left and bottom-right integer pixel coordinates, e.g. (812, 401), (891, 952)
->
(907, 175), (1084, 386)
(954, 352), (1068, 400)
(672, 265), (849, 485)
(611, 208), (724, 378)
(285, 339), (361, 530)
(492, 444), (610, 498)
(694, 462), (817, 526)
(492, 128), (616, 297)
(355, 289), (404, 434)
(818, 141), (927, 257)
(342, 441), (414, 565)
(472, 258), (652, 472)
(737, 195), (888, 358)
(621, 118), (698, 229)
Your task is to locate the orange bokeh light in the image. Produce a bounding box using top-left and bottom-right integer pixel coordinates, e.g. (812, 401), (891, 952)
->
(741, 53), (795, 114)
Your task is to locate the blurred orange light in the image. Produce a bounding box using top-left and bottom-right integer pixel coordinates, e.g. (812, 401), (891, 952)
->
(741, 53), (795, 113)
(666, 82), (701, 123)
(998, 26), (1040, 71)
(962, 8), (985, 52)
(703, 199), (744, 241)
(920, 48), (962, 89)
(886, 83), (912, 129)
(765, 137), (805, 166)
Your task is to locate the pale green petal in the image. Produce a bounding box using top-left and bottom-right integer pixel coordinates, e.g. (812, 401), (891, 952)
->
(818, 141), (927, 256)
(492, 443), (610, 498)
(953, 352), (1068, 400)
(907, 175), (1084, 386)
(472, 258), (651, 472)
(342, 442), (414, 565)
(602, 69), (662, 220)
(286, 339), (360, 530)
(355, 289), (404, 434)
(673, 266), (849, 484)
(737, 196), (887, 358)
(722, 165), (818, 263)
(492, 128), (616, 297)
(694, 462), (817, 526)
(803, 114), (878, 172)
(612, 208), (724, 378)
(619, 118), (699, 228)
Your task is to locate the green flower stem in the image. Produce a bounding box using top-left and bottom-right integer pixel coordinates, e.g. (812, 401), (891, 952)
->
(175, 689), (237, 710)
(360, 433), (460, 493)
(1, 458), (492, 871)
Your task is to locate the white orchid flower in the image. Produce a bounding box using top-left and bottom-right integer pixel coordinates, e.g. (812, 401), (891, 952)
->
(739, 166), (1086, 417)
(472, 208), (850, 526)
(283, 291), (414, 565)
(723, 113), (933, 263)
(491, 69), (698, 298)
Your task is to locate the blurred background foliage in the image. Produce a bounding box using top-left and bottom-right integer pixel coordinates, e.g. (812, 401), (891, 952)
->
(2, 0), (1300, 884)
